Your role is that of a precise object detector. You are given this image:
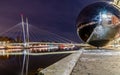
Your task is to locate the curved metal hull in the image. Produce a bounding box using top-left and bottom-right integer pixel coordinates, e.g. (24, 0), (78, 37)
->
(88, 25), (119, 46)
(77, 2), (120, 47)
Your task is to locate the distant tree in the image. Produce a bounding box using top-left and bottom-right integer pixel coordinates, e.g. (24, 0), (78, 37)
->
(16, 36), (23, 43)
(0, 36), (16, 43)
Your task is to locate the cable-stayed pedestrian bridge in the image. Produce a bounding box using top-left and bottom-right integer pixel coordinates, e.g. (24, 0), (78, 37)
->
(0, 18), (80, 54)
(0, 16), (82, 75)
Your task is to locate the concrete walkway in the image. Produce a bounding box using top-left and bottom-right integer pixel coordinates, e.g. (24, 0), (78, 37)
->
(71, 49), (120, 75)
(39, 49), (83, 75)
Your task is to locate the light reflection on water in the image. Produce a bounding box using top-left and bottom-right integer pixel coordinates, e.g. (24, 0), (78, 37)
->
(0, 48), (76, 75)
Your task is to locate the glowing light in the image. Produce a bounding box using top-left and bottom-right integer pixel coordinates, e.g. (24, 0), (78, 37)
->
(101, 14), (108, 18)
(23, 50), (27, 54)
(109, 2), (113, 4)
(24, 43), (27, 47)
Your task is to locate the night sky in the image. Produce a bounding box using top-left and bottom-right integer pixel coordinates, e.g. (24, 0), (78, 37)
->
(0, 0), (104, 43)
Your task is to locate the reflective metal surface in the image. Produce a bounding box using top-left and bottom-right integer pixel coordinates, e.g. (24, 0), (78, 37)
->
(77, 2), (120, 47)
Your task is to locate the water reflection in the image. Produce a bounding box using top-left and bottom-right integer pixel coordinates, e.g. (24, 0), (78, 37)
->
(0, 47), (80, 75)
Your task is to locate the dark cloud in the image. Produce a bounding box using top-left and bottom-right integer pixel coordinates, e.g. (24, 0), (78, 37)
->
(0, 0), (104, 42)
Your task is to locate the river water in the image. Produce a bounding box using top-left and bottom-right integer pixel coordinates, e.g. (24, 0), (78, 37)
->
(0, 51), (71, 75)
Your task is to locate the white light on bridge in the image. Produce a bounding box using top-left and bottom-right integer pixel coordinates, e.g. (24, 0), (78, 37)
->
(23, 50), (27, 55)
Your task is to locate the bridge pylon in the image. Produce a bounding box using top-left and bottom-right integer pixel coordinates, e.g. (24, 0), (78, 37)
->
(20, 14), (30, 75)
(21, 14), (29, 48)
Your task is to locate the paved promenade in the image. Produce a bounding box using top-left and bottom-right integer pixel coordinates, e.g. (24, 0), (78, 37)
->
(71, 49), (120, 75)
(39, 49), (83, 75)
